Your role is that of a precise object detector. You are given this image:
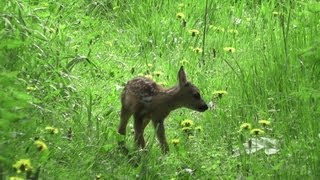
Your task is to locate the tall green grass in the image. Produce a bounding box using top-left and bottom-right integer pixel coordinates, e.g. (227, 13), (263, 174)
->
(1, 0), (319, 179)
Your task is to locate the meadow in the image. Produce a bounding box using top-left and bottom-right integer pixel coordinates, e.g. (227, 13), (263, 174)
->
(1, 0), (320, 179)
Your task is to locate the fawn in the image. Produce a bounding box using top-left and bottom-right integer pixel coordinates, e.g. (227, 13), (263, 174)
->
(118, 66), (208, 153)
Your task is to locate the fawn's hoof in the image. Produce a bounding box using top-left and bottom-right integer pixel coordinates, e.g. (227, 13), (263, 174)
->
(118, 141), (129, 155)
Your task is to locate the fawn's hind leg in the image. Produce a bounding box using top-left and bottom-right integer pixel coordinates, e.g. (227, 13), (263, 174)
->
(133, 113), (147, 149)
(118, 106), (132, 135)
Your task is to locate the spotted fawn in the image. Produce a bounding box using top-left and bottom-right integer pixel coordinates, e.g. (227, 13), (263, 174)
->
(118, 66), (208, 153)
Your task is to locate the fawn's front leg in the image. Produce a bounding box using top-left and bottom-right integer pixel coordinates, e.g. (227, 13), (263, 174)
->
(152, 120), (169, 154)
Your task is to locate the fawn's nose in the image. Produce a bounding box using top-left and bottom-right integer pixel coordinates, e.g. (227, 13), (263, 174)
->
(198, 104), (208, 112)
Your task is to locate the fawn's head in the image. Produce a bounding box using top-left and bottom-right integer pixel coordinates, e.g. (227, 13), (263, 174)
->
(175, 66), (208, 112)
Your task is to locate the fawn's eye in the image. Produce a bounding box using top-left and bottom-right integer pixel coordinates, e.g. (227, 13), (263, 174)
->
(193, 93), (200, 99)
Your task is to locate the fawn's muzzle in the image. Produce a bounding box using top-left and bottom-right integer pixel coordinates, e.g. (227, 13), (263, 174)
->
(198, 104), (208, 112)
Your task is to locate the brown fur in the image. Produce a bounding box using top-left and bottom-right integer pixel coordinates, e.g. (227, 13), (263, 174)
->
(118, 66), (208, 153)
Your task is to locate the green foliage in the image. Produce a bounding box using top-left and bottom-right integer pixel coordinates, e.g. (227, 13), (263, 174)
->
(0, 73), (30, 128)
(1, 0), (319, 179)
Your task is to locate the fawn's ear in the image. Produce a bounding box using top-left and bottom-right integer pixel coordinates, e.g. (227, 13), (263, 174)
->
(178, 66), (187, 87)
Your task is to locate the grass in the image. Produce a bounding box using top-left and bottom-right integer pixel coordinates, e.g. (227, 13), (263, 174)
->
(1, 0), (320, 179)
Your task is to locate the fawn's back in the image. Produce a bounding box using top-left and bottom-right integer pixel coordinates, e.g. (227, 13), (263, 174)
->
(121, 77), (174, 120)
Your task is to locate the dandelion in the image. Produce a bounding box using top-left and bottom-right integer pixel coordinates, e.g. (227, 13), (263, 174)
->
(240, 123), (252, 131)
(213, 90), (228, 98)
(209, 25), (225, 32)
(95, 174), (102, 180)
(251, 128), (264, 135)
(179, 59), (189, 65)
(137, 73), (144, 76)
(182, 127), (193, 134)
(153, 71), (163, 77)
(189, 29), (200, 37)
(258, 120), (271, 126)
(181, 119), (194, 127)
(34, 140), (48, 152)
(9, 177), (24, 180)
(106, 41), (113, 47)
(45, 126), (59, 134)
(272, 11), (279, 16)
(171, 138), (180, 146)
(12, 159), (33, 173)
(193, 47), (203, 54)
(178, 3), (184, 8)
(227, 29), (239, 35)
(176, 12), (186, 20)
(195, 126), (203, 132)
(223, 47), (236, 53)
(147, 63), (153, 68)
(26, 86), (36, 91)
(144, 74), (153, 80)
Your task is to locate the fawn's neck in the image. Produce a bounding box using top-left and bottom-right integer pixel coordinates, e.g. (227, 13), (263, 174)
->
(154, 86), (182, 111)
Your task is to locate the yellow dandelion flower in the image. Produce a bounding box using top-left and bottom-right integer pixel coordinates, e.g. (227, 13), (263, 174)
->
(12, 159), (33, 173)
(209, 25), (225, 32)
(34, 140), (48, 152)
(178, 3), (184, 8)
(153, 71), (163, 76)
(272, 11), (279, 16)
(250, 128), (265, 135)
(144, 74), (153, 80)
(147, 63), (153, 68)
(227, 29), (239, 35)
(96, 174), (102, 179)
(176, 12), (186, 20)
(258, 120), (271, 126)
(193, 47), (203, 53)
(179, 59), (189, 65)
(195, 126), (203, 132)
(182, 127), (193, 133)
(218, 27), (225, 32)
(171, 138), (180, 146)
(181, 119), (194, 127)
(45, 126), (59, 134)
(240, 123), (252, 130)
(9, 177), (24, 180)
(26, 86), (36, 91)
(223, 47), (236, 53)
(189, 29), (200, 37)
(213, 90), (228, 98)
(106, 41), (113, 47)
